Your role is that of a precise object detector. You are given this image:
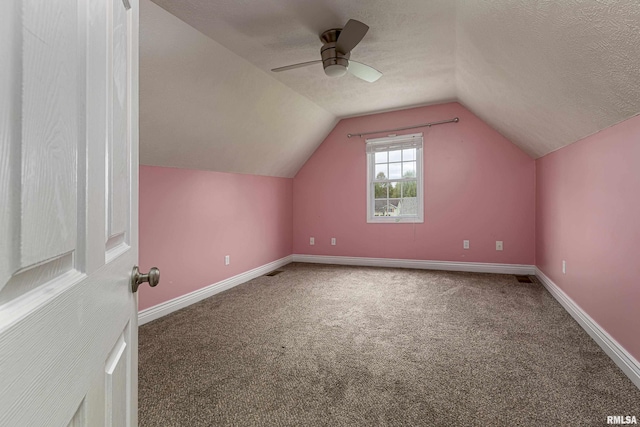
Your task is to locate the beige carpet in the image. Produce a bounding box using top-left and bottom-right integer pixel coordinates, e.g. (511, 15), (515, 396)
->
(139, 263), (640, 426)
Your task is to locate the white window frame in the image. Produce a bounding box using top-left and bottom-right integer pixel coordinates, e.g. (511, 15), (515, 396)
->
(366, 133), (424, 223)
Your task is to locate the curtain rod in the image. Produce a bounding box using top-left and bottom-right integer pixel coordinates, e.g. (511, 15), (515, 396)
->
(347, 117), (459, 138)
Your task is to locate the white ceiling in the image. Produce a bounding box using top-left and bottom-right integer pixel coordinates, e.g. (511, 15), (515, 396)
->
(149, 0), (458, 118)
(140, 0), (336, 177)
(141, 0), (640, 173)
(455, 1), (640, 157)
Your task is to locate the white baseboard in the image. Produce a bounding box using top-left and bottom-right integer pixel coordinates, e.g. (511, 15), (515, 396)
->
(292, 254), (536, 275)
(138, 255), (293, 325)
(536, 268), (640, 389)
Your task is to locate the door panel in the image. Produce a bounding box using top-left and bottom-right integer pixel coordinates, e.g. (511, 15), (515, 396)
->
(68, 400), (87, 427)
(0, 0), (19, 307)
(0, 0), (139, 425)
(0, 0), (82, 305)
(105, 324), (131, 427)
(107, 0), (131, 256)
(21, 0), (79, 269)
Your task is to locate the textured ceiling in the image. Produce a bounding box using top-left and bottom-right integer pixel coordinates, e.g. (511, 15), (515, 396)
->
(456, 1), (640, 157)
(140, 0), (336, 177)
(143, 0), (640, 171)
(149, 0), (458, 118)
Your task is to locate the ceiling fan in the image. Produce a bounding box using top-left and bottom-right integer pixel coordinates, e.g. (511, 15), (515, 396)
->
(271, 19), (382, 83)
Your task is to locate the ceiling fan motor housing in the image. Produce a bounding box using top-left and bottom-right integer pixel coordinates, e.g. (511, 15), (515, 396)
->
(320, 29), (350, 77)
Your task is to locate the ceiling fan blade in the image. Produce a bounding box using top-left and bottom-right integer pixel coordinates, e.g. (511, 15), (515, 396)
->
(335, 19), (369, 54)
(347, 60), (382, 82)
(271, 60), (322, 72)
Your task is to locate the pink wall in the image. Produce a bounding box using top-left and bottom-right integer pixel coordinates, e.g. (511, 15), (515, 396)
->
(138, 165), (293, 310)
(293, 102), (536, 264)
(536, 114), (640, 361)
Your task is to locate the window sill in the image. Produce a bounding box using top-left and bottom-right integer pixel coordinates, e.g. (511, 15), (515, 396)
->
(367, 217), (424, 224)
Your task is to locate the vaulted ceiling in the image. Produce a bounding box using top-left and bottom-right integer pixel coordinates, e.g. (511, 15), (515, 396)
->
(140, 0), (640, 176)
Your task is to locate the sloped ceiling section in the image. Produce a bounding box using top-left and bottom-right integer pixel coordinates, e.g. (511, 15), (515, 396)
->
(139, 0), (336, 177)
(456, 1), (640, 158)
(142, 0), (640, 173)
(148, 0), (458, 118)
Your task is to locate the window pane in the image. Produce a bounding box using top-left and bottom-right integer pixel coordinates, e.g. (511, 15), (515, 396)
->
(402, 148), (416, 161)
(374, 183), (388, 199)
(389, 162), (402, 179)
(403, 161), (416, 178)
(375, 152), (388, 164)
(389, 150), (402, 162)
(388, 198), (401, 216)
(368, 137), (423, 222)
(399, 195), (418, 216)
(374, 164), (387, 180)
(374, 199), (389, 216)
(389, 182), (400, 198)
(400, 181), (417, 198)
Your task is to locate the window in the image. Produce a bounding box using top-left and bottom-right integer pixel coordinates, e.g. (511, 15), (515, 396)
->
(366, 133), (423, 223)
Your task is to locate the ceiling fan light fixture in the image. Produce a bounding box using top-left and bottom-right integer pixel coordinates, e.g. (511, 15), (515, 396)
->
(271, 19), (382, 83)
(324, 63), (348, 77)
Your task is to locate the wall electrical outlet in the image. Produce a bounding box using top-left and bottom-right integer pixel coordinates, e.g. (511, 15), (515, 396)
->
(331, 238), (336, 246)
(463, 240), (470, 249)
(310, 237), (315, 245)
(496, 241), (504, 251)
(562, 260), (566, 274)
(225, 255), (230, 266)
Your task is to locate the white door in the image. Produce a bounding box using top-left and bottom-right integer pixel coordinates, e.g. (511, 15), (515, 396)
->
(1, 0), (142, 426)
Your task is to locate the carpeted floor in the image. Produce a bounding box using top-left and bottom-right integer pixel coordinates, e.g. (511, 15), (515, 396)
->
(139, 263), (640, 426)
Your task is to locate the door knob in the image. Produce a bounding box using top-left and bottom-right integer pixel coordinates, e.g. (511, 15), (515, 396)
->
(131, 266), (160, 293)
